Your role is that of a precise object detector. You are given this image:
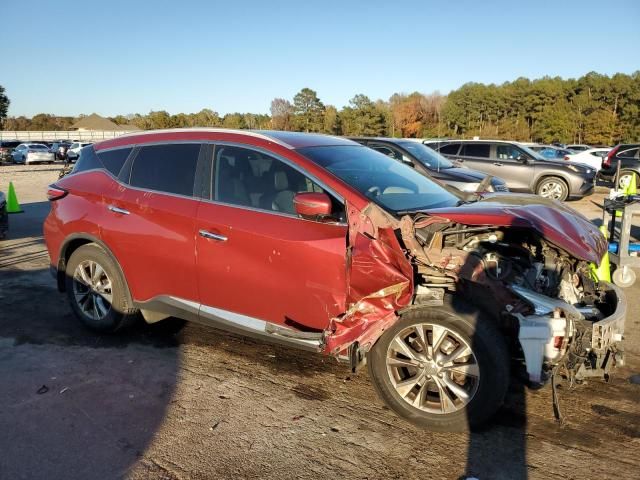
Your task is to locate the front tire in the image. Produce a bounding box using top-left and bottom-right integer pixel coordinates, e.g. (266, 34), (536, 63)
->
(536, 176), (569, 201)
(65, 243), (139, 332)
(367, 303), (509, 432)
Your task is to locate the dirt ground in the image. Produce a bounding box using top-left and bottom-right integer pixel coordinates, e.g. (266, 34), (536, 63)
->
(1, 164), (639, 480)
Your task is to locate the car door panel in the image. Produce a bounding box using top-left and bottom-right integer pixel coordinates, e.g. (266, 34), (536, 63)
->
(102, 189), (199, 302)
(100, 142), (201, 303)
(490, 144), (533, 192)
(196, 202), (348, 331)
(196, 144), (348, 331)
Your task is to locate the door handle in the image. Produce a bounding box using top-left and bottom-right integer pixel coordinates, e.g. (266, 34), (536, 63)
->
(108, 205), (130, 215)
(199, 229), (227, 242)
(493, 162), (503, 166)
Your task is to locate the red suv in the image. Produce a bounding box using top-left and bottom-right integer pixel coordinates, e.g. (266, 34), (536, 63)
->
(44, 129), (626, 431)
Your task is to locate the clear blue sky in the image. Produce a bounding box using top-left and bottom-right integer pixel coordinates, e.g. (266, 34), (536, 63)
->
(1, 0), (639, 117)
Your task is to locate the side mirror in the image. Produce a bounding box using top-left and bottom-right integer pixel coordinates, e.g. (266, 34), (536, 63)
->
(293, 192), (332, 218)
(517, 154), (529, 163)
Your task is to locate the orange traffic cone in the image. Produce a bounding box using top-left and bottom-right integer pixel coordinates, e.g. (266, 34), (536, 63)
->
(6, 181), (23, 213)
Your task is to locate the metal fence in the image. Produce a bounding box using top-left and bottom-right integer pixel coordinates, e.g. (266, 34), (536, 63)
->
(0, 130), (138, 142)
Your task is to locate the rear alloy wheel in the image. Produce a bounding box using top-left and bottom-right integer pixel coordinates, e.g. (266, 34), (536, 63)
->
(72, 260), (113, 321)
(367, 303), (509, 432)
(536, 176), (568, 201)
(65, 243), (139, 332)
(618, 171), (639, 191)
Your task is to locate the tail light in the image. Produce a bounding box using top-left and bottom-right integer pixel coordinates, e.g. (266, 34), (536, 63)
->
(603, 146), (619, 168)
(47, 184), (68, 201)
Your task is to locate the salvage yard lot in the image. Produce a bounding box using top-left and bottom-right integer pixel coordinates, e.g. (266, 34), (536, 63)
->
(1, 164), (639, 480)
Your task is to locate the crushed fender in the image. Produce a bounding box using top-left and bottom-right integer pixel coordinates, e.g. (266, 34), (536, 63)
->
(323, 203), (414, 354)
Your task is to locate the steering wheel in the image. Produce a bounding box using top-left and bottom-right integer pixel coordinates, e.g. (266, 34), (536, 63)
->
(366, 185), (382, 197)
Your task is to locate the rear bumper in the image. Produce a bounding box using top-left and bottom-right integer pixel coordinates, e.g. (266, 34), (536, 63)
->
(25, 155), (55, 164)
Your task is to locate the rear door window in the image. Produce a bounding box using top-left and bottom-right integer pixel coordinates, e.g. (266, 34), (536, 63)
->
(439, 143), (461, 155)
(460, 143), (490, 158)
(129, 143), (201, 196)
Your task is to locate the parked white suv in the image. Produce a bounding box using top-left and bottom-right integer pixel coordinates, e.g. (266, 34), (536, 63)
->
(66, 142), (93, 162)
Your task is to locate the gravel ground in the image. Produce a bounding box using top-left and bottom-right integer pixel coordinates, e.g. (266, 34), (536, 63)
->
(1, 164), (639, 480)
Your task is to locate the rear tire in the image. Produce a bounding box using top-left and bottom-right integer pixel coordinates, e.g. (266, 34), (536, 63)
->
(65, 243), (139, 332)
(367, 302), (509, 432)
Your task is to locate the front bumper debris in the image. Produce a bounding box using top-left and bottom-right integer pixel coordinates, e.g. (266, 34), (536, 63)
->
(591, 281), (626, 351)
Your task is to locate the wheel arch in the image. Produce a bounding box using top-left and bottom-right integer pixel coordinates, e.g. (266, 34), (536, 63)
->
(56, 234), (132, 304)
(534, 173), (570, 194)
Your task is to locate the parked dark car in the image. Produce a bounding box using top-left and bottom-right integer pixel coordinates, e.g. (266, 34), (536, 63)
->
(0, 140), (21, 162)
(349, 137), (508, 193)
(44, 130), (625, 432)
(425, 140), (596, 201)
(599, 143), (640, 186)
(0, 190), (8, 239)
(50, 141), (72, 160)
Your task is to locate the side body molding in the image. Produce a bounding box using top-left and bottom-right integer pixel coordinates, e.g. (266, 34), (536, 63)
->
(135, 296), (323, 352)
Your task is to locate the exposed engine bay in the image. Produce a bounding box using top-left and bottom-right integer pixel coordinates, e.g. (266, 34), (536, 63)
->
(399, 213), (625, 388)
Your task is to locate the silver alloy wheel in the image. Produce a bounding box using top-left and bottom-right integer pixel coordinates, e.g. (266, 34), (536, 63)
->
(618, 172), (636, 190)
(538, 180), (565, 200)
(72, 260), (113, 321)
(386, 323), (480, 414)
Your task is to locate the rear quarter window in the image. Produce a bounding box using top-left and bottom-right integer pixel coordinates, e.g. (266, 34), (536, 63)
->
(97, 148), (132, 176)
(618, 147), (639, 159)
(72, 146), (102, 173)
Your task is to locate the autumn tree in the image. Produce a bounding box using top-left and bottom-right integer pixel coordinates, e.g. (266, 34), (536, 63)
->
(270, 98), (294, 131)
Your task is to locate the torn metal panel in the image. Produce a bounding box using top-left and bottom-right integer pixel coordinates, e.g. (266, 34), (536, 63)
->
(323, 203), (414, 354)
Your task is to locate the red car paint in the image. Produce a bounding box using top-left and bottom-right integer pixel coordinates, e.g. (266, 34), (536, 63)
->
(44, 130), (602, 356)
(426, 194), (607, 264)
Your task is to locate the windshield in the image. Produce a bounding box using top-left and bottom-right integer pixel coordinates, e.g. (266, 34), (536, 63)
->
(397, 141), (454, 169)
(518, 144), (545, 161)
(28, 144), (48, 150)
(298, 145), (459, 213)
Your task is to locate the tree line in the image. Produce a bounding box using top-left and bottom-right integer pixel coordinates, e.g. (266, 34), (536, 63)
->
(2, 71), (639, 144)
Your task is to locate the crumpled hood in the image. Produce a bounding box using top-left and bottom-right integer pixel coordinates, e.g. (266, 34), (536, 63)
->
(424, 193), (607, 263)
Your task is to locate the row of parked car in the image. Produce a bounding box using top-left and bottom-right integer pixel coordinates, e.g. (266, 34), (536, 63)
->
(0, 140), (92, 164)
(349, 138), (639, 201)
(4, 134), (639, 202)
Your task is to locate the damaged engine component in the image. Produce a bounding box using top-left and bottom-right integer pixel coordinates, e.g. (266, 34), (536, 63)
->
(399, 216), (624, 390)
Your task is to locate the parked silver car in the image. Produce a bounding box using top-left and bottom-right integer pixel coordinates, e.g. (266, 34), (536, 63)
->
(11, 144), (55, 164)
